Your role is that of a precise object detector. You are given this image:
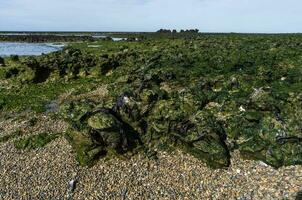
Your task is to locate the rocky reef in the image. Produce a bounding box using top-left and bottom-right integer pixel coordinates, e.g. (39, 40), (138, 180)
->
(1, 35), (302, 168)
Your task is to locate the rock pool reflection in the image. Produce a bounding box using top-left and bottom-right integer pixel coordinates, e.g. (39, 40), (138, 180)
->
(0, 42), (64, 57)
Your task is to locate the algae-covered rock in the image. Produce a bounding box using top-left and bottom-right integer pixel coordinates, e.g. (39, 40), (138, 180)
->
(61, 99), (139, 165)
(115, 93), (141, 123)
(65, 130), (105, 166)
(60, 99), (96, 123)
(148, 99), (189, 136)
(249, 87), (279, 111)
(14, 133), (60, 150)
(10, 55), (19, 62)
(4, 68), (20, 79)
(88, 112), (119, 130)
(174, 111), (230, 168)
(87, 111), (125, 150)
(113, 85), (167, 134)
(58, 67), (301, 169)
(238, 112), (302, 168)
(47, 36), (302, 169)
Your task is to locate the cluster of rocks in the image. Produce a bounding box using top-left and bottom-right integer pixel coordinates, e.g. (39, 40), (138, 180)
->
(60, 89), (230, 168)
(59, 77), (302, 169)
(3, 47), (131, 84)
(0, 55), (19, 67)
(2, 35), (302, 169)
(57, 46), (302, 168)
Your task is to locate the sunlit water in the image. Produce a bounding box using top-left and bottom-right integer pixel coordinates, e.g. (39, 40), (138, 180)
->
(0, 42), (64, 57)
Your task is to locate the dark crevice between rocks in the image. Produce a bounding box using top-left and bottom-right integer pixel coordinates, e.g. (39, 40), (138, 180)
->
(296, 190), (302, 200)
(32, 67), (52, 83)
(4, 68), (20, 79)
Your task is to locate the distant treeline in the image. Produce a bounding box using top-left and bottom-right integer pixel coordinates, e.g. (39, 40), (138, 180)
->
(0, 30), (201, 43)
(156, 29), (199, 34)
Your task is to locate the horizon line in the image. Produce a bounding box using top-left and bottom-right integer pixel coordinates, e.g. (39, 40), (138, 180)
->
(0, 31), (302, 35)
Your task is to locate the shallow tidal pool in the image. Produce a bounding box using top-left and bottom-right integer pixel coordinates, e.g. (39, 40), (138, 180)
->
(0, 42), (64, 57)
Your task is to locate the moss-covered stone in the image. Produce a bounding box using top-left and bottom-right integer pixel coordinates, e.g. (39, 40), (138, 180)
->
(88, 111), (124, 149)
(181, 111), (230, 168)
(65, 130), (105, 166)
(14, 133), (60, 150)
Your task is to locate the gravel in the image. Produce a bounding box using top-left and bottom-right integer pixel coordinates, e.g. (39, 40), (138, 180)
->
(0, 116), (301, 200)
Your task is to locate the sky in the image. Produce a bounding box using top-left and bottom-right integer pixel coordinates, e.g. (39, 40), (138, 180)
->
(0, 0), (301, 33)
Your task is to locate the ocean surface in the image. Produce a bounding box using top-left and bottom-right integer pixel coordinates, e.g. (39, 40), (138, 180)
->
(0, 42), (64, 57)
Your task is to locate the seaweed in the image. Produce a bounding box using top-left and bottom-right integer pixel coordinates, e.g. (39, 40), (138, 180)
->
(1, 34), (302, 168)
(14, 133), (60, 150)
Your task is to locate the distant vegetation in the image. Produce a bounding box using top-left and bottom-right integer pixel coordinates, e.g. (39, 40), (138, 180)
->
(156, 29), (199, 34)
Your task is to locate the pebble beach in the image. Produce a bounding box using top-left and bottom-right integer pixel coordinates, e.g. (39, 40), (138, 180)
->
(0, 114), (301, 200)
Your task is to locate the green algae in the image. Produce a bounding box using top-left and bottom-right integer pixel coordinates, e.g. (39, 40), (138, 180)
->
(14, 132), (60, 150)
(1, 34), (302, 168)
(0, 130), (22, 143)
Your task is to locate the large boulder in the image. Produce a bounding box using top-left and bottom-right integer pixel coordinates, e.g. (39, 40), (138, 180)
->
(238, 93), (302, 168)
(65, 130), (105, 166)
(61, 100), (138, 165)
(176, 111), (230, 168)
(147, 99), (189, 138)
(87, 111), (125, 150)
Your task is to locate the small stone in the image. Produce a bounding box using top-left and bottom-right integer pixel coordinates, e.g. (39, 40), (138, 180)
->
(68, 179), (77, 192)
(239, 106), (246, 112)
(259, 161), (268, 167)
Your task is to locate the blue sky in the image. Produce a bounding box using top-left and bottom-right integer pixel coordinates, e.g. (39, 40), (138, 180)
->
(0, 0), (301, 33)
